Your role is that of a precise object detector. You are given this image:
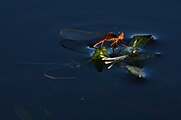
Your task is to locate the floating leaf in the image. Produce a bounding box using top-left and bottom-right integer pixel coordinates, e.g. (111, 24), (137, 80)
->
(92, 47), (109, 60)
(95, 60), (104, 72)
(129, 35), (153, 47)
(91, 47), (109, 72)
(125, 65), (143, 77)
(14, 105), (34, 120)
(117, 46), (141, 57)
(128, 53), (160, 61)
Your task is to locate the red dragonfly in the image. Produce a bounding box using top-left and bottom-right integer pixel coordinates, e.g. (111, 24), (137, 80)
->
(60, 29), (127, 49)
(93, 32), (125, 48)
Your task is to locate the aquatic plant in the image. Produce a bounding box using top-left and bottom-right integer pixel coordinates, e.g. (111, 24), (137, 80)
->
(60, 29), (160, 78)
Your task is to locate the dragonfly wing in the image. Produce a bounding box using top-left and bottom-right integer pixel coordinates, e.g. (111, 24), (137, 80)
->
(60, 29), (104, 55)
(60, 39), (95, 56)
(60, 29), (104, 41)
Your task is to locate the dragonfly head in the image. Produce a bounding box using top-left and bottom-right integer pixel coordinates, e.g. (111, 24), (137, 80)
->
(118, 32), (124, 40)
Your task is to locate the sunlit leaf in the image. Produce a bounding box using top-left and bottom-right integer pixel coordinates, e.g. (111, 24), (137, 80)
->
(129, 35), (153, 47)
(91, 47), (109, 72)
(92, 47), (109, 60)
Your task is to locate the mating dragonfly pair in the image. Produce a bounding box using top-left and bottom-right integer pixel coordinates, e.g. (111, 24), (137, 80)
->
(60, 29), (159, 78)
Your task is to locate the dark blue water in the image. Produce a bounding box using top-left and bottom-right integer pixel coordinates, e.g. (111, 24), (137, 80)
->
(1, 0), (181, 120)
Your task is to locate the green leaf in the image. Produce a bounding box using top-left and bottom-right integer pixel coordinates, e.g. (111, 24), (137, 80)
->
(92, 46), (109, 60)
(125, 65), (143, 77)
(95, 60), (104, 72)
(91, 47), (109, 72)
(129, 35), (153, 47)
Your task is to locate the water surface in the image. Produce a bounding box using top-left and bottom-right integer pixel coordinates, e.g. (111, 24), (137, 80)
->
(1, 0), (181, 120)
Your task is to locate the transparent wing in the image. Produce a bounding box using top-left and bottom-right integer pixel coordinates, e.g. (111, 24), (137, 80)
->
(59, 39), (95, 56)
(60, 29), (104, 41)
(59, 29), (103, 55)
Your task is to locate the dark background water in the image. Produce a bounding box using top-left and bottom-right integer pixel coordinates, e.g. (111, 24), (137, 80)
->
(1, 0), (181, 120)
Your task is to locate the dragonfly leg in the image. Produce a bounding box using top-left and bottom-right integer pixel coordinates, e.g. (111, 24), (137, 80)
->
(116, 39), (120, 46)
(121, 40), (127, 46)
(118, 39), (128, 47)
(93, 39), (105, 47)
(121, 44), (128, 47)
(110, 41), (117, 48)
(101, 42), (104, 47)
(110, 41), (117, 53)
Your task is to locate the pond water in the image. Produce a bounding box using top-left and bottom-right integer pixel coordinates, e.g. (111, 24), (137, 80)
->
(1, 0), (181, 120)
